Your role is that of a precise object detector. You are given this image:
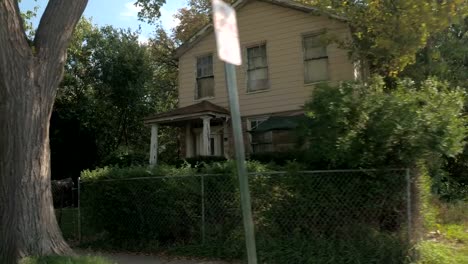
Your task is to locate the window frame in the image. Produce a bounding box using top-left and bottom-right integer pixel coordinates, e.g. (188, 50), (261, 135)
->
(247, 116), (273, 153)
(245, 42), (270, 93)
(195, 53), (215, 100)
(302, 32), (329, 84)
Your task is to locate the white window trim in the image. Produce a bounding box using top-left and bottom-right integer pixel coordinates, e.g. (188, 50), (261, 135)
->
(302, 31), (329, 84)
(194, 53), (215, 101)
(247, 116), (273, 153)
(244, 42), (271, 94)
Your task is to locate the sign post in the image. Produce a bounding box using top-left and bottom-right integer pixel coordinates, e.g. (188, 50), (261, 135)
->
(212, 1), (258, 263)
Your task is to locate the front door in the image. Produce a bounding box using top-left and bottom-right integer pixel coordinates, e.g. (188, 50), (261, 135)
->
(194, 126), (223, 156)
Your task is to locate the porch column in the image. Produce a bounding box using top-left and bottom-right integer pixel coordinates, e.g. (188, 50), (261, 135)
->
(149, 124), (159, 166)
(201, 116), (212, 156)
(185, 123), (193, 158)
(223, 119), (229, 158)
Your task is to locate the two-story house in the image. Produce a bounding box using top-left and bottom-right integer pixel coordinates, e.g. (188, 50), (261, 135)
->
(144, 0), (359, 165)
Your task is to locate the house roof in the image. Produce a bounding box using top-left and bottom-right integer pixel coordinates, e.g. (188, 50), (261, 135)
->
(144, 101), (230, 125)
(175, 0), (347, 59)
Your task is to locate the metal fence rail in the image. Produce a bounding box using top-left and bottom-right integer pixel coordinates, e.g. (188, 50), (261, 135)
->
(63, 169), (412, 260)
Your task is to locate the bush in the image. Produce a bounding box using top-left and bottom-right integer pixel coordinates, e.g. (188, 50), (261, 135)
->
(300, 77), (467, 169)
(80, 162), (410, 262)
(181, 156), (227, 168)
(249, 151), (306, 166)
(80, 165), (200, 248)
(100, 147), (148, 167)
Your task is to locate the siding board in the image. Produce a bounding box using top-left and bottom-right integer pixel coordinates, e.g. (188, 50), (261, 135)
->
(178, 0), (355, 116)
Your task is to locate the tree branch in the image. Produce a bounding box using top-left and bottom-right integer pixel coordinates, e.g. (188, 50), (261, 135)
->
(0, 0), (31, 64)
(34, 0), (88, 62)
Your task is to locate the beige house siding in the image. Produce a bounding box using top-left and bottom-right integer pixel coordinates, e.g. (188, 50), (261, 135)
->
(178, 0), (355, 117)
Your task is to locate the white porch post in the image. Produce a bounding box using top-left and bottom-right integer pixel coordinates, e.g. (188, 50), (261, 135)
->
(185, 123), (193, 158)
(149, 124), (159, 166)
(201, 116), (212, 156)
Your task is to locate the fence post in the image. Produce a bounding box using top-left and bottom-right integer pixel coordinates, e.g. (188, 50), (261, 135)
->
(78, 177), (81, 242)
(406, 169), (412, 244)
(201, 174), (206, 244)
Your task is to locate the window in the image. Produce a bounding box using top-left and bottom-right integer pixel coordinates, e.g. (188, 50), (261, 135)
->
(249, 118), (267, 131)
(303, 34), (328, 83)
(248, 117), (273, 153)
(251, 132), (273, 153)
(196, 55), (214, 99)
(247, 44), (269, 92)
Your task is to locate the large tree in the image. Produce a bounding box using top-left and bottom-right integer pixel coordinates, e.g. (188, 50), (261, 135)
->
(0, 0), (88, 262)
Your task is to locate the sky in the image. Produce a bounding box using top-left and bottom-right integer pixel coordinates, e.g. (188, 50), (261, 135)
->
(19, 0), (188, 43)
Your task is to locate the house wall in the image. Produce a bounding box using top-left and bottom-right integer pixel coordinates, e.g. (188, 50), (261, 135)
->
(178, 0), (355, 118)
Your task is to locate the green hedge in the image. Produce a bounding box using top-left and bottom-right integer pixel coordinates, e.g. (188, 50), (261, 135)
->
(80, 162), (409, 262)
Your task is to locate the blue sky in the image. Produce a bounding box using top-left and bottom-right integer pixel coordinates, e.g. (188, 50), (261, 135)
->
(19, 0), (188, 42)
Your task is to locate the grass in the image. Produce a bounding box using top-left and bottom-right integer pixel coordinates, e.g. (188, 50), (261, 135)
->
(416, 241), (468, 264)
(416, 200), (468, 264)
(21, 256), (112, 264)
(56, 208), (79, 241)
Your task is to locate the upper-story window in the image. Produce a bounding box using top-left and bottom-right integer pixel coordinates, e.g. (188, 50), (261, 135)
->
(196, 54), (214, 99)
(303, 34), (328, 83)
(247, 44), (269, 92)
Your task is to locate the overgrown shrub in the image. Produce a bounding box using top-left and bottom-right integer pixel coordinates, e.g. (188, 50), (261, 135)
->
(100, 147), (148, 167)
(249, 151), (308, 166)
(300, 77), (467, 169)
(170, 156), (227, 169)
(80, 162), (410, 262)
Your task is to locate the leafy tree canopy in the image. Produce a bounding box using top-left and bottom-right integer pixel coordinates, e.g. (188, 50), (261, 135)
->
(300, 0), (468, 76)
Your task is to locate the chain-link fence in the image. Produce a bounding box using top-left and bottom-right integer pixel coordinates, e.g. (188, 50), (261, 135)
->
(71, 169), (412, 261)
(52, 178), (80, 241)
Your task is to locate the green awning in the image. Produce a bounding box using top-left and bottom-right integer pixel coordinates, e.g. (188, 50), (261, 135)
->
(250, 115), (307, 133)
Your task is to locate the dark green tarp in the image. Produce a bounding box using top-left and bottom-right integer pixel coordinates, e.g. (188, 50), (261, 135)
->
(250, 115), (308, 133)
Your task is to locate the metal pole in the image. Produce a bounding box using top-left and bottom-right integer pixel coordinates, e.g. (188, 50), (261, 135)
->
(77, 177), (82, 242)
(201, 174), (206, 244)
(224, 62), (258, 264)
(406, 169), (412, 244)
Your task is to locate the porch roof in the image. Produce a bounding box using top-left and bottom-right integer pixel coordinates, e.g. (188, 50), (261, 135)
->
(144, 101), (230, 125)
(249, 114), (310, 133)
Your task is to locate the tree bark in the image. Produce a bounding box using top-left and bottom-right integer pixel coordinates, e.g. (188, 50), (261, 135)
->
(0, 0), (88, 262)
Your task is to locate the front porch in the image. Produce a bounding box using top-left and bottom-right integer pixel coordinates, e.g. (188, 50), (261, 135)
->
(144, 101), (231, 166)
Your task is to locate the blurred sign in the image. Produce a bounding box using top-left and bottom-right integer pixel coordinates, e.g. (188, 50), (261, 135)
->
(212, 0), (242, 65)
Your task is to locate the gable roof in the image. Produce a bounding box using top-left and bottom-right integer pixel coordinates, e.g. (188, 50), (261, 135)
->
(144, 101), (230, 125)
(175, 0), (347, 59)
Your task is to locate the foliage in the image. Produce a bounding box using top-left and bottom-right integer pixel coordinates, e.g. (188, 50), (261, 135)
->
(248, 151), (309, 167)
(20, 256), (111, 264)
(416, 241), (468, 264)
(172, 0), (212, 44)
(300, 0), (468, 76)
(413, 169), (468, 264)
(134, 0), (166, 24)
(79, 163), (409, 263)
(403, 17), (468, 89)
(171, 156), (228, 168)
(300, 77), (467, 169)
(51, 19), (179, 179)
(100, 147), (148, 168)
(18, 0), (38, 37)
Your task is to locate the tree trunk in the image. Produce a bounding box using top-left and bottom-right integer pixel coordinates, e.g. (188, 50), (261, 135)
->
(0, 0), (88, 262)
(1, 61), (71, 259)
